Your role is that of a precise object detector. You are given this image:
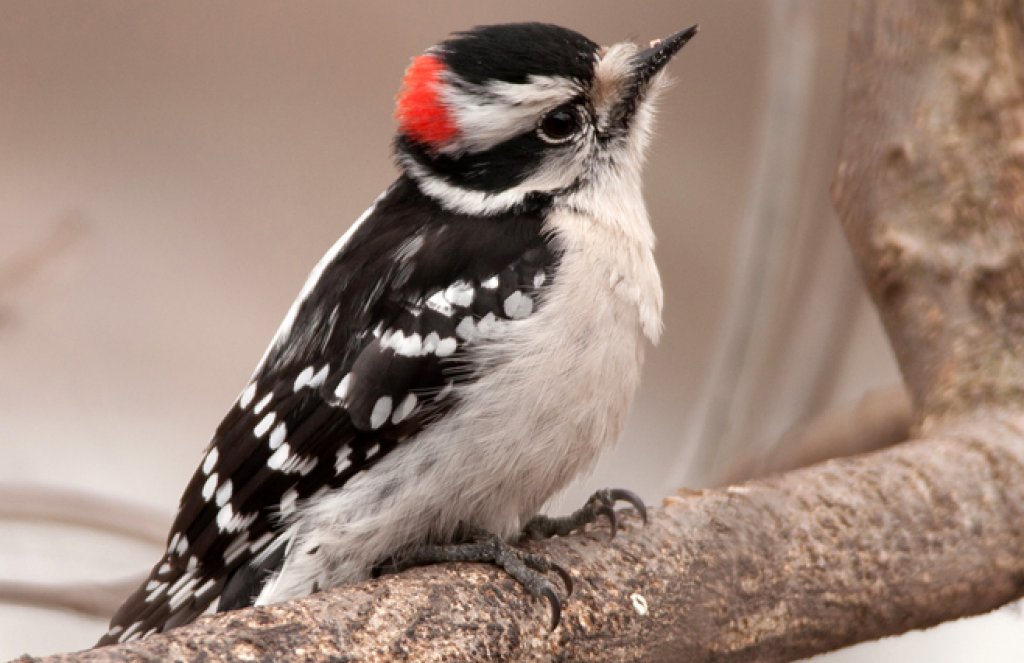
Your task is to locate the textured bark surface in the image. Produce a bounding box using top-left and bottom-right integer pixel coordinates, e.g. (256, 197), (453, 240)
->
(24, 0), (1024, 660)
(833, 0), (1024, 430)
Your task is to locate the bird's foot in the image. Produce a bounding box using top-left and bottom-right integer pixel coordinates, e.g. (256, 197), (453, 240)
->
(521, 488), (647, 541)
(388, 528), (572, 630)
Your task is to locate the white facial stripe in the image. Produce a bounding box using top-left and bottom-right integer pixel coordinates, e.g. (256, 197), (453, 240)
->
(401, 144), (589, 217)
(440, 75), (582, 155)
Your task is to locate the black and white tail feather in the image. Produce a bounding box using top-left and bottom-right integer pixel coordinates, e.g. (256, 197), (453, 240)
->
(99, 21), (695, 645)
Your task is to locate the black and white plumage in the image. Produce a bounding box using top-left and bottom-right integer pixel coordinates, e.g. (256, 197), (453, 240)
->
(99, 21), (696, 645)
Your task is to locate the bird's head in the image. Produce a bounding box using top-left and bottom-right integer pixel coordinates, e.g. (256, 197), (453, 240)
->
(393, 22), (698, 215)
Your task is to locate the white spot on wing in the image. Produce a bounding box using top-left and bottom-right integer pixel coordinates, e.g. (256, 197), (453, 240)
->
(370, 396), (392, 429)
(504, 291), (534, 319)
(267, 443), (291, 470)
(426, 291), (453, 316)
(456, 317), (477, 341)
(280, 488), (299, 516)
(422, 332), (440, 353)
(202, 473), (218, 501)
(366, 442), (381, 458)
(392, 393), (417, 424)
(269, 422), (287, 450)
(175, 534), (189, 557)
(194, 578), (218, 599)
(254, 412), (276, 438)
(435, 337), (457, 357)
(309, 364), (330, 388)
(335, 448), (352, 474)
(293, 366), (315, 392)
(481, 274), (500, 289)
(169, 576), (199, 611)
(216, 504), (234, 531)
(145, 581), (167, 603)
(533, 270), (546, 288)
(219, 508), (256, 534)
(215, 480), (233, 507)
(444, 280), (475, 307)
(167, 571), (194, 597)
(393, 332), (423, 357)
(239, 383), (257, 409)
(202, 447), (218, 475)
(120, 621), (141, 643)
(630, 592), (649, 617)
(281, 454), (318, 475)
(223, 534), (250, 564)
(254, 392), (273, 414)
(334, 373), (351, 402)
(477, 311), (500, 335)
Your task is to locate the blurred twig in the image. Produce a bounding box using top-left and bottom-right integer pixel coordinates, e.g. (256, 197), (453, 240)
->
(0, 484), (167, 617)
(0, 574), (146, 618)
(0, 483), (169, 544)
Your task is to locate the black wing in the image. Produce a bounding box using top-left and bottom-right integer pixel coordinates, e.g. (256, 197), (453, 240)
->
(99, 176), (559, 644)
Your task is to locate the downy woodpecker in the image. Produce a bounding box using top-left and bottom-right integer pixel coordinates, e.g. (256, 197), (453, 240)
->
(99, 21), (697, 645)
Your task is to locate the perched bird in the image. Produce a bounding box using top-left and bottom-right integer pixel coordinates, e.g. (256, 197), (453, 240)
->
(98, 21), (696, 646)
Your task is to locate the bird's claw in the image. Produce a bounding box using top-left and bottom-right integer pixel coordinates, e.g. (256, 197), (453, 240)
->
(550, 561), (574, 597)
(398, 529), (572, 630)
(521, 487), (647, 541)
(541, 586), (561, 631)
(606, 488), (648, 525)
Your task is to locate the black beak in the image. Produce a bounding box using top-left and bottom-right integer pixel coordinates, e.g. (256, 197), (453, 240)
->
(632, 25), (699, 90)
(605, 25), (697, 135)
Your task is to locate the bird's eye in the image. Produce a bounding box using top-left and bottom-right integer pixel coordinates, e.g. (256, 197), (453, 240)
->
(537, 105), (582, 144)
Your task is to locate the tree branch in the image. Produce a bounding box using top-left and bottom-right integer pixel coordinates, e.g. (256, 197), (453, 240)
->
(29, 423), (1024, 662)
(27, 0), (1024, 660)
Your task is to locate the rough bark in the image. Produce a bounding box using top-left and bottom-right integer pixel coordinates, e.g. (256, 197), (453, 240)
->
(832, 0), (1024, 432)
(25, 0), (1024, 660)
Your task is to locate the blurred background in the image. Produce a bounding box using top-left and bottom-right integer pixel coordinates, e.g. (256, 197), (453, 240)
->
(1, 1), (1020, 659)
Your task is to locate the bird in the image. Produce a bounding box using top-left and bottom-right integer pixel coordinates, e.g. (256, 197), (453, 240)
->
(98, 21), (697, 646)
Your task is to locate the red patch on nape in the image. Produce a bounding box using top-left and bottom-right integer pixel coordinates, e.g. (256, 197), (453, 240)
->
(395, 54), (458, 148)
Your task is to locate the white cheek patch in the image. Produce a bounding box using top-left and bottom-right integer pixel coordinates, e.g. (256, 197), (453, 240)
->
(440, 74), (582, 155)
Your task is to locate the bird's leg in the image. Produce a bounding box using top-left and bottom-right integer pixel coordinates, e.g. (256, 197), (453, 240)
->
(379, 527), (572, 629)
(521, 488), (648, 541)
